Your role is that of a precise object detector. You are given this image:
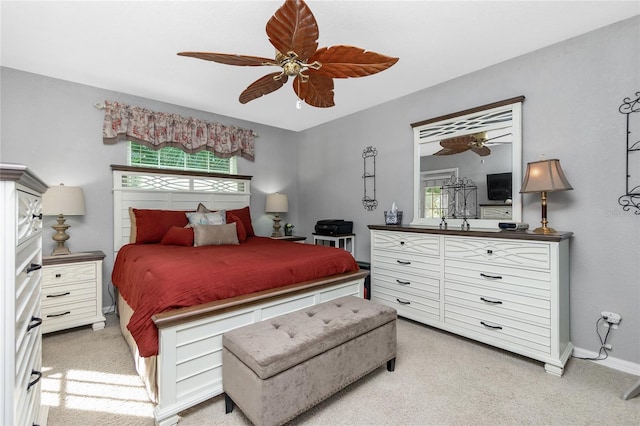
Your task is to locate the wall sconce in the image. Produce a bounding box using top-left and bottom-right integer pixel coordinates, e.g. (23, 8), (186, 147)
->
(520, 159), (573, 234)
(265, 193), (288, 237)
(42, 184), (85, 255)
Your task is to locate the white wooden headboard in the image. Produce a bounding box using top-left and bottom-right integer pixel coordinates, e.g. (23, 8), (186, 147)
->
(112, 165), (252, 253)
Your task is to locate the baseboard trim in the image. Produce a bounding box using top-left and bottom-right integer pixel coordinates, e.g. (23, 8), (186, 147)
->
(573, 346), (640, 376)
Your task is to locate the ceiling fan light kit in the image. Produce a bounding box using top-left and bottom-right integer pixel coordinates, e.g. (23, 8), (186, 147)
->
(178, 0), (398, 108)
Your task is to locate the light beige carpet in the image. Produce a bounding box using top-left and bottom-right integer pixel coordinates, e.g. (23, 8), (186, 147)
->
(42, 313), (639, 425)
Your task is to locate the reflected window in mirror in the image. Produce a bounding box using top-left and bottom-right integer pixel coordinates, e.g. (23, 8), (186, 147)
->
(411, 96), (524, 229)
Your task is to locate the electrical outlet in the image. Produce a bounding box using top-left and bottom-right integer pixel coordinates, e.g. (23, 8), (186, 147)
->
(601, 311), (621, 328)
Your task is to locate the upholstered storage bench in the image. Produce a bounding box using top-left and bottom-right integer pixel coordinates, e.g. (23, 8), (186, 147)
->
(222, 295), (397, 426)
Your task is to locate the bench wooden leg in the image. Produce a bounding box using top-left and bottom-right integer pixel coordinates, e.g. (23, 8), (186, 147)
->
(224, 393), (235, 414)
(387, 357), (396, 372)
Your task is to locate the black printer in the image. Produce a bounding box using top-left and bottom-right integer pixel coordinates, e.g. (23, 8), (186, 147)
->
(314, 219), (353, 236)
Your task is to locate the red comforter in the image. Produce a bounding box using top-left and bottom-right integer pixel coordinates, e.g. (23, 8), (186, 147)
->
(112, 237), (359, 357)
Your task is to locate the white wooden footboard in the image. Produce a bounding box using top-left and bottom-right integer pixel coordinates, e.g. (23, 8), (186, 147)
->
(153, 276), (365, 426)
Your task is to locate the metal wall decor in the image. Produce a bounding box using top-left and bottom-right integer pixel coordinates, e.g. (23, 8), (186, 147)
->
(362, 146), (378, 211)
(441, 176), (478, 231)
(618, 92), (640, 214)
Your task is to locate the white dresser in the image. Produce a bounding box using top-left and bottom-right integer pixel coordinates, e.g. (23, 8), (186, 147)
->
(41, 251), (106, 333)
(1, 164), (49, 425)
(369, 225), (572, 376)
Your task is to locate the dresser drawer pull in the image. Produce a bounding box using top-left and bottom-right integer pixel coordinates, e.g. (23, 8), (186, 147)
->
(47, 291), (71, 298)
(399, 241), (405, 246)
(480, 297), (503, 305)
(487, 249), (493, 254)
(55, 273), (62, 278)
(396, 298), (411, 305)
(26, 263), (42, 274)
(480, 321), (503, 330)
(47, 311), (71, 318)
(480, 273), (502, 280)
(27, 370), (42, 392)
(32, 213), (43, 220)
(396, 260), (411, 265)
(396, 279), (411, 285)
(27, 316), (43, 332)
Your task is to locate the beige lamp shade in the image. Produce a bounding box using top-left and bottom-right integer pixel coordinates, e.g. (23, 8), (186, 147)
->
(520, 159), (573, 193)
(265, 193), (288, 213)
(42, 184), (85, 255)
(520, 159), (572, 234)
(43, 184), (86, 216)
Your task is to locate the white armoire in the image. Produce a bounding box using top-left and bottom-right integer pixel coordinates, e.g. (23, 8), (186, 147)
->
(1, 163), (49, 425)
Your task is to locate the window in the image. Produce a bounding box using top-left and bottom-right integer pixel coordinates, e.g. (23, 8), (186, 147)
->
(421, 169), (457, 219)
(128, 142), (237, 174)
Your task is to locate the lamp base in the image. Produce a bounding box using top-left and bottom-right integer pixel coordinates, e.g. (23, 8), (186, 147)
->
(51, 213), (72, 256)
(271, 214), (283, 237)
(532, 226), (557, 234)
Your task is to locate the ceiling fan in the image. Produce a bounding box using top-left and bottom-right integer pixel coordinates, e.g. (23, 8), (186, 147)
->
(177, 0), (399, 108)
(434, 132), (512, 157)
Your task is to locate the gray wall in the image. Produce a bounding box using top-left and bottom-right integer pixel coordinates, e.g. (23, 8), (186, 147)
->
(298, 17), (640, 365)
(1, 16), (638, 366)
(0, 67), (300, 312)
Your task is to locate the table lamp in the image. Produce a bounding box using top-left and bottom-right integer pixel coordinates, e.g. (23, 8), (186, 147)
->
(520, 159), (573, 234)
(42, 184), (86, 255)
(265, 193), (288, 237)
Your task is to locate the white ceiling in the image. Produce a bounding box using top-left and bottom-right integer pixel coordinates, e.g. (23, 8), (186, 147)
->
(2, 1), (638, 132)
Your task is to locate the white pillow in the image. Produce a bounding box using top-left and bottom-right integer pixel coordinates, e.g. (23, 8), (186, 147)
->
(186, 210), (226, 226)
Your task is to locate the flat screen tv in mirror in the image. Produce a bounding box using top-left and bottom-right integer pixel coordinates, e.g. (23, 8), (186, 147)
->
(411, 96), (524, 229)
(487, 172), (512, 201)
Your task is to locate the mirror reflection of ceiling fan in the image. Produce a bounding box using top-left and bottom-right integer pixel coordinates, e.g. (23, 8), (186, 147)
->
(434, 132), (512, 157)
(177, 0), (399, 108)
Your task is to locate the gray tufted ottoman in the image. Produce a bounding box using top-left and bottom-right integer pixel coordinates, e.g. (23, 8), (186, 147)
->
(222, 296), (397, 426)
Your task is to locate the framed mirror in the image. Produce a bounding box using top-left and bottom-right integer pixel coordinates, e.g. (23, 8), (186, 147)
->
(411, 96), (524, 229)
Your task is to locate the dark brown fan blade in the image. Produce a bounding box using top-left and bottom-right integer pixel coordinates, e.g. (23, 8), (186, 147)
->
(177, 52), (276, 67)
(239, 72), (288, 104)
(293, 72), (334, 108)
(470, 146), (492, 157)
(310, 46), (399, 78)
(266, 0), (319, 61)
(440, 136), (475, 150)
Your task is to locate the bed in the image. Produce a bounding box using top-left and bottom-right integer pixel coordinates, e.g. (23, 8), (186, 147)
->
(110, 165), (366, 426)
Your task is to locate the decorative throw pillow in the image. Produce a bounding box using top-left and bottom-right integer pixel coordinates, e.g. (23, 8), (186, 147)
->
(160, 226), (194, 246)
(132, 208), (190, 244)
(196, 203), (255, 237)
(227, 213), (247, 243)
(226, 206), (255, 237)
(192, 223), (239, 247)
(186, 210), (226, 226)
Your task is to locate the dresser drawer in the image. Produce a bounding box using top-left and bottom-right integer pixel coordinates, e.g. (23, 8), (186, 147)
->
(373, 268), (440, 301)
(444, 304), (551, 354)
(445, 281), (550, 326)
(42, 262), (97, 285)
(15, 334), (42, 426)
(372, 231), (440, 256)
(445, 237), (550, 270)
(17, 189), (43, 246)
(373, 250), (440, 278)
(372, 285), (439, 322)
(445, 259), (551, 298)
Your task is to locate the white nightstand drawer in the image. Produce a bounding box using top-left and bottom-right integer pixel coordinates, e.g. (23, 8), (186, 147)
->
(373, 231), (440, 256)
(42, 299), (98, 332)
(42, 262), (96, 285)
(445, 237), (550, 270)
(42, 280), (97, 307)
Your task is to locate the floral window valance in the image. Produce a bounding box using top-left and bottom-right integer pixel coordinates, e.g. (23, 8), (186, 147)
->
(101, 101), (255, 161)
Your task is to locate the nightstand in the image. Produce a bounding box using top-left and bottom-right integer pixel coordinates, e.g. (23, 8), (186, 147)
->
(41, 250), (106, 333)
(313, 233), (356, 257)
(270, 235), (307, 242)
